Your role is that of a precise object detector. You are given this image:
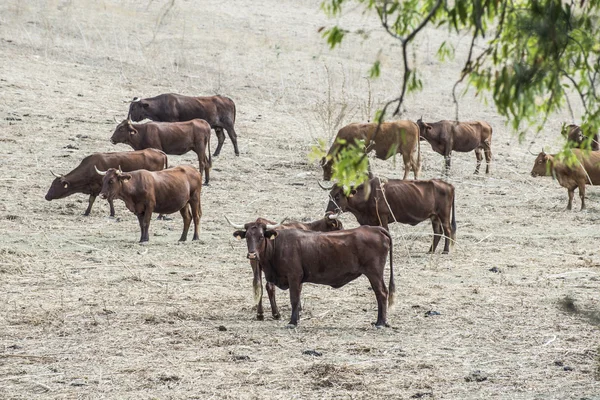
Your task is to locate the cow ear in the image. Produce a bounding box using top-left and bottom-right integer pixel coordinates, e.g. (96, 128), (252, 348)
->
(63, 182), (69, 189)
(348, 189), (357, 198)
(119, 173), (132, 182)
(142, 102), (149, 108)
(265, 230), (278, 240)
(426, 125), (432, 131)
(129, 127), (137, 135)
(233, 230), (246, 240)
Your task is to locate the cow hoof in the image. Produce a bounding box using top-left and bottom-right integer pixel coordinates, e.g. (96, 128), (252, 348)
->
(286, 323), (297, 329)
(212, 152), (220, 157)
(442, 250), (449, 254)
(204, 182), (210, 186)
(256, 314), (264, 321)
(272, 313), (281, 320)
(192, 236), (199, 241)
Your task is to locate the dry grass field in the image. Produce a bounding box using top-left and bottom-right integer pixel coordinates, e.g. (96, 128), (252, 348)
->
(1, 1), (599, 398)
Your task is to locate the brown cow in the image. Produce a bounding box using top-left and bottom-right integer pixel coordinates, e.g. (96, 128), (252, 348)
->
(416, 118), (493, 174)
(228, 213), (344, 321)
(323, 177), (456, 253)
(564, 124), (600, 151)
(45, 149), (167, 217)
(321, 120), (421, 181)
(530, 149), (600, 210)
(127, 93), (238, 157)
(96, 165), (202, 242)
(227, 219), (394, 328)
(111, 118), (212, 184)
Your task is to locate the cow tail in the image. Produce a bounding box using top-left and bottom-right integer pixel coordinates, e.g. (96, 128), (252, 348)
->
(416, 131), (422, 178)
(207, 130), (213, 169)
(157, 149), (168, 169)
(232, 97), (237, 124)
(451, 189), (457, 247)
(383, 228), (395, 310)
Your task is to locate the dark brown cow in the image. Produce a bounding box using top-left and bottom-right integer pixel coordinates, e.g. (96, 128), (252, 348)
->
(564, 124), (600, 151)
(111, 118), (212, 184)
(230, 213), (344, 321)
(45, 149), (167, 217)
(321, 120), (421, 181)
(127, 93), (238, 157)
(416, 118), (493, 174)
(227, 219), (394, 328)
(323, 177), (456, 253)
(96, 165), (202, 242)
(530, 149), (600, 210)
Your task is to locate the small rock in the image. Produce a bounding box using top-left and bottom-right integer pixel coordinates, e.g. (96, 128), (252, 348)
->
(64, 144), (79, 150)
(563, 366), (573, 371)
(302, 349), (322, 357)
(218, 325), (227, 331)
(554, 360), (564, 367)
(465, 370), (488, 382)
(70, 380), (87, 386)
(489, 266), (501, 273)
(424, 310), (440, 317)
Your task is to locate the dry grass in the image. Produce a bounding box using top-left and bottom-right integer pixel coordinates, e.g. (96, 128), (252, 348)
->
(0, 0), (599, 399)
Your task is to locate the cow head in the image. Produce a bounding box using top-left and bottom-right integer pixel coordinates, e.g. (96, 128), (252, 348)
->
(96, 166), (132, 200)
(320, 181), (356, 214)
(45, 171), (72, 201)
(321, 156), (334, 181)
(128, 97), (151, 121)
(226, 216), (285, 260)
(110, 120), (138, 145)
(416, 117), (432, 140)
(530, 151), (552, 177)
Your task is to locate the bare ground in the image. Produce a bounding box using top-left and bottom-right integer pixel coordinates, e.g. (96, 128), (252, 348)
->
(0, 1), (599, 399)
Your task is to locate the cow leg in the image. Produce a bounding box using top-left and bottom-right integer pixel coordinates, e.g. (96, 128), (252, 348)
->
(202, 152), (210, 185)
(401, 152), (411, 180)
(441, 219), (453, 254)
(84, 195), (96, 216)
(265, 281), (280, 319)
(108, 199), (116, 218)
(287, 282), (303, 328)
(483, 144), (492, 174)
(213, 128), (226, 157)
(474, 148), (483, 174)
(190, 194), (202, 241)
(567, 188), (575, 210)
(178, 205), (192, 242)
(224, 122), (240, 156)
(444, 154), (452, 175)
(251, 260), (265, 320)
(578, 183), (586, 210)
(137, 211), (152, 243)
(429, 218), (443, 253)
(366, 274), (389, 328)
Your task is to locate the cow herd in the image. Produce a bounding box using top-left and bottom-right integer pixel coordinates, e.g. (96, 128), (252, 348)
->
(44, 92), (599, 328)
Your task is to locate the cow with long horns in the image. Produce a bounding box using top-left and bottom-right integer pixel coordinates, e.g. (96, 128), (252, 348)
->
(110, 118), (212, 184)
(322, 177), (456, 253)
(530, 149), (600, 210)
(96, 165), (202, 242)
(127, 93), (238, 157)
(230, 213), (343, 321)
(45, 149), (167, 217)
(227, 216), (394, 328)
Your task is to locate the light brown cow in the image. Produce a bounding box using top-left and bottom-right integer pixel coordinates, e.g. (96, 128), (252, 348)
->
(530, 149), (600, 210)
(321, 121), (421, 181)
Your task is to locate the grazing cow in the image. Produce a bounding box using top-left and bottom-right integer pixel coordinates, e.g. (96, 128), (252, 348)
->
(111, 118), (212, 184)
(564, 124), (600, 151)
(416, 118), (493, 174)
(530, 149), (600, 210)
(227, 218), (394, 328)
(321, 120), (421, 181)
(322, 177), (456, 253)
(45, 149), (167, 217)
(127, 93), (238, 157)
(231, 213), (344, 321)
(96, 165), (202, 242)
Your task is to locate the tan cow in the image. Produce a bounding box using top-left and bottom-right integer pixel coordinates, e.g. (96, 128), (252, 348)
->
(321, 120), (421, 181)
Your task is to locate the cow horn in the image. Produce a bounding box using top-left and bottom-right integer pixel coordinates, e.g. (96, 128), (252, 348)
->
(318, 180), (334, 190)
(528, 148), (537, 156)
(265, 217), (288, 230)
(131, 97), (141, 103)
(50, 170), (62, 178)
(327, 211), (341, 220)
(113, 116), (120, 124)
(117, 165), (123, 175)
(95, 165), (107, 176)
(224, 215), (245, 230)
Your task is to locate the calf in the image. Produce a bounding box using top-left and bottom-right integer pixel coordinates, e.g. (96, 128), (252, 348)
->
(530, 149), (600, 210)
(564, 124), (600, 151)
(127, 93), (238, 156)
(417, 118), (493, 174)
(111, 119), (212, 184)
(228, 213), (343, 321)
(227, 219), (394, 328)
(321, 120), (421, 180)
(322, 177), (456, 253)
(96, 165), (202, 242)
(45, 149), (167, 217)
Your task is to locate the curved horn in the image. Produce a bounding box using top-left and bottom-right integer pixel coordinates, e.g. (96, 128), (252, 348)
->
(528, 148), (537, 156)
(131, 97), (141, 103)
(224, 215), (245, 230)
(265, 217), (288, 230)
(327, 211), (341, 220)
(318, 180), (334, 190)
(50, 170), (62, 178)
(95, 165), (107, 176)
(117, 165), (123, 175)
(113, 116), (120, 124)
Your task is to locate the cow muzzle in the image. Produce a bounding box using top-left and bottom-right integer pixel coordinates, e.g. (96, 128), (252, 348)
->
(110, 139), (116, 145)
(247, 252), (259, 260)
